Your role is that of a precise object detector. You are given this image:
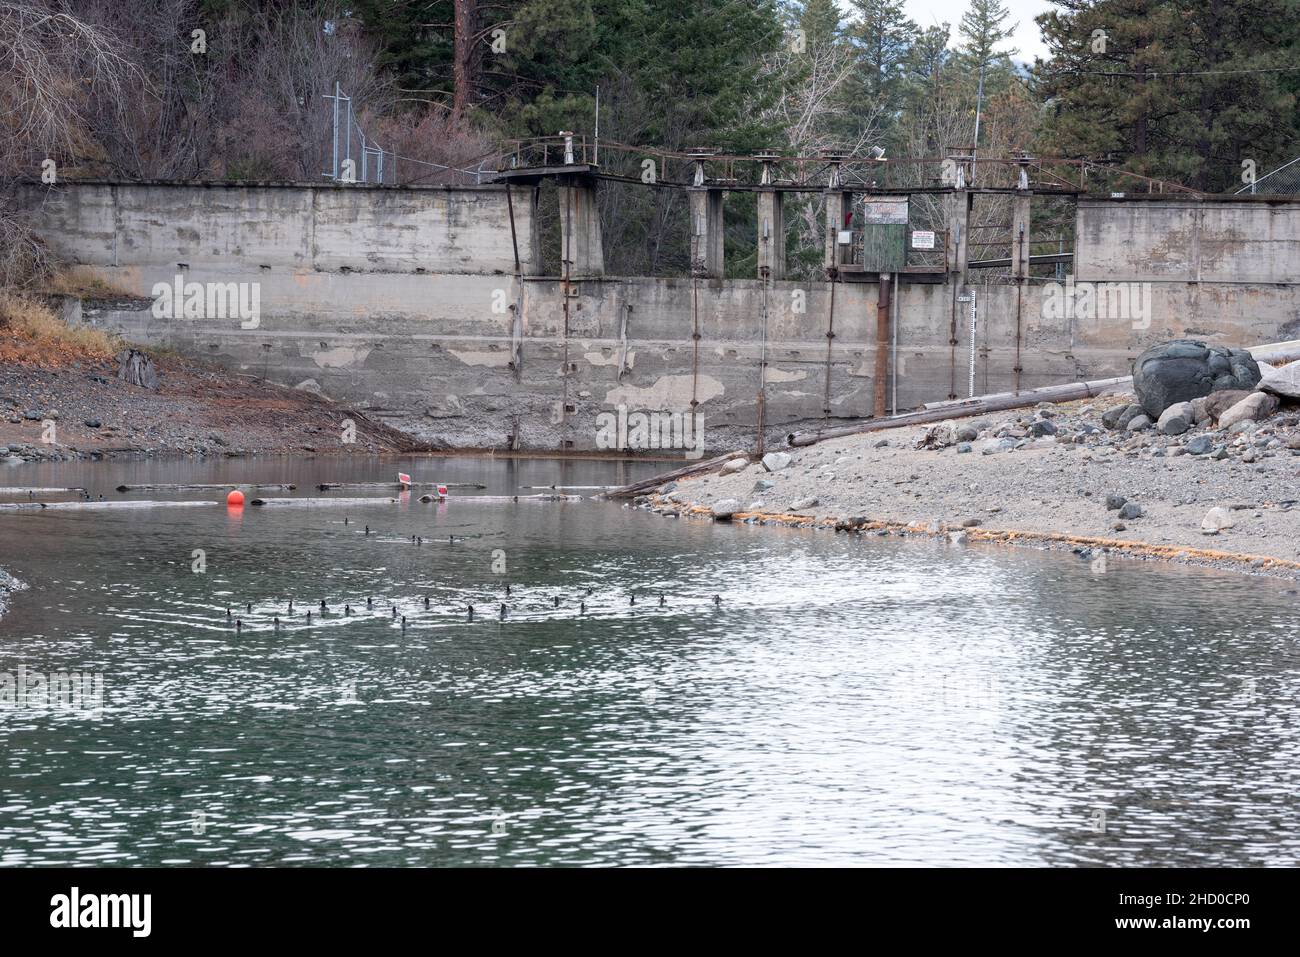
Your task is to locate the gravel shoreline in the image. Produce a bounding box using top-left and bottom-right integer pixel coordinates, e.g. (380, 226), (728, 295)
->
(0, 351), (429, 462)
(634, 392), (1300, 582)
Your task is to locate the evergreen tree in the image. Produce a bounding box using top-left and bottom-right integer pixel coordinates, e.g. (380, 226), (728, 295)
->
(1035, 0), (1300, 192)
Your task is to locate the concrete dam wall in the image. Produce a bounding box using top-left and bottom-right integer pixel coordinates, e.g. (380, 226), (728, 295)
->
(21, 180), (1300, 453)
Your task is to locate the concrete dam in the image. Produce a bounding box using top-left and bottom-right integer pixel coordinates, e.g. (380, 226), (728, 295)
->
(20, 171), (1300, 455)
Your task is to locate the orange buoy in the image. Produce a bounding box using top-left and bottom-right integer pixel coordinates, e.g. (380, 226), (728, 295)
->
(226, 489), (245, 506)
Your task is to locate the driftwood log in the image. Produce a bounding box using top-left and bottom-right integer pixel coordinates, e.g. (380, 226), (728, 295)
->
(316, 482), (487, 491)
(602, 450), (747, 499)
(115, 483), (296, 492)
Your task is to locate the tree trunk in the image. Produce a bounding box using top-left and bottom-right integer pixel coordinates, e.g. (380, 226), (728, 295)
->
(451, 0), (478, 125)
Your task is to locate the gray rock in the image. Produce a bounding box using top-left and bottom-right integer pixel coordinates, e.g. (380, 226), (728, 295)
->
(981, 438), (1015, 455)
(721, 457), (749, 474)
(1156, 401), (1195, 435)
(1260, 359), (1300, 399)
(790, 497), (819, 511)
(761, 452), (792, 472)
(711, 499), (743, 519)
(752, 479), (775, 492)
(1111, 404), (1146, 430)
(1100, 404), (1128, 429)
(84, 418), (102, 428)
(1105, 493), (1127, 510)
(1211, 446), (1229, 460)
(955, 425), (979, 442)
(22, 409), (42, 421)
(1125, 414), (1152, 432)
(915, 420), (959, 449)
(1118, 502), (1144, 520)
(1201, 506), (1235, 534)
(1132, 339), (1261, 418)
(1186, 435), (1213, 455)
(1030, 419), (1057, 436)
(659, 481), (677, 494)
(955, 441), (973, 453)
(1218, 392), (1280, 430)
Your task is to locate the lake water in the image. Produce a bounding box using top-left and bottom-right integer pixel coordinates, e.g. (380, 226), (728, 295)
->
(1, 455), (1297, 867)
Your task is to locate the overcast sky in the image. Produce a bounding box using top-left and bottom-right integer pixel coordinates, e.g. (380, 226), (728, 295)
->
(895, 0), (1054, 63)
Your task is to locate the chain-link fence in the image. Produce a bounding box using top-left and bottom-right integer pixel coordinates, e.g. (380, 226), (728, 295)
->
(1236, 156), (1300, 194)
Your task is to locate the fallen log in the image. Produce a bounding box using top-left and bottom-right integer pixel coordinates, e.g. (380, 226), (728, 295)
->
(251, 496), (399, 507)
(787, 377), (1131, 447)
(316, 482), (486, 491)
(115, 483), (296, 492)
(0, 487), (89, 495)
(0, 500), (221, 511)
(252, 493), (576, 507)
(520, 485), (617, 491)
(602, 450), (747, 500)
(787, 339), (1300, 449)
(419, 493), (581, 503)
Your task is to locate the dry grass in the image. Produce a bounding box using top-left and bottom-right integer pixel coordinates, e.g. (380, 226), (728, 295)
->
(44, 265), (132, 299)
(0, 290), (120, 362)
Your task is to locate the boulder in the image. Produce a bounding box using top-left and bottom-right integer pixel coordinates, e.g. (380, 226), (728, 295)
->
(721, 457), (748, 475)
(761, 452), (792, 472)
(1203, 389), (1253, 421)
(1201, 506), (1235, 534)
(1118, 502), (1144, 520)
(1186, 435), (1213, 455)
(1131, 340), (1261, 418)
(1125, 414), (1152, 432)
(914, 419), (958, 449)
(1218, 392), (1280, 430)
(1260, 359), (1300, 399)
(1102, 403), (1143, 430)
(1156, 401), (1195, 435)
(711, 499), (742, 519)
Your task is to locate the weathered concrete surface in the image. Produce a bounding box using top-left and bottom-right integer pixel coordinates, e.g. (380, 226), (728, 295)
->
(21, 182), (1300, 455)
(21, 181), (540, 276)
(1076, 197), (1300, 285)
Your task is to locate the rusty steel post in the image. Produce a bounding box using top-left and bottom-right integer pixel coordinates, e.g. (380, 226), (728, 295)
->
(874, 274), (892, 417)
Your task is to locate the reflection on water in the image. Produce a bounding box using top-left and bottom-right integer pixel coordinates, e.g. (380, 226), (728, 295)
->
(1, 456), (1298, 866)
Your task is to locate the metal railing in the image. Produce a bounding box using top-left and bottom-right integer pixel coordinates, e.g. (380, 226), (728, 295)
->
(497, 136), (1204, 195)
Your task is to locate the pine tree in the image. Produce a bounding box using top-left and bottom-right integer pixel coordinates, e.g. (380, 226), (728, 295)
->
(1035, 0), (1300, 192)
(957, 0), (1017, 71)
